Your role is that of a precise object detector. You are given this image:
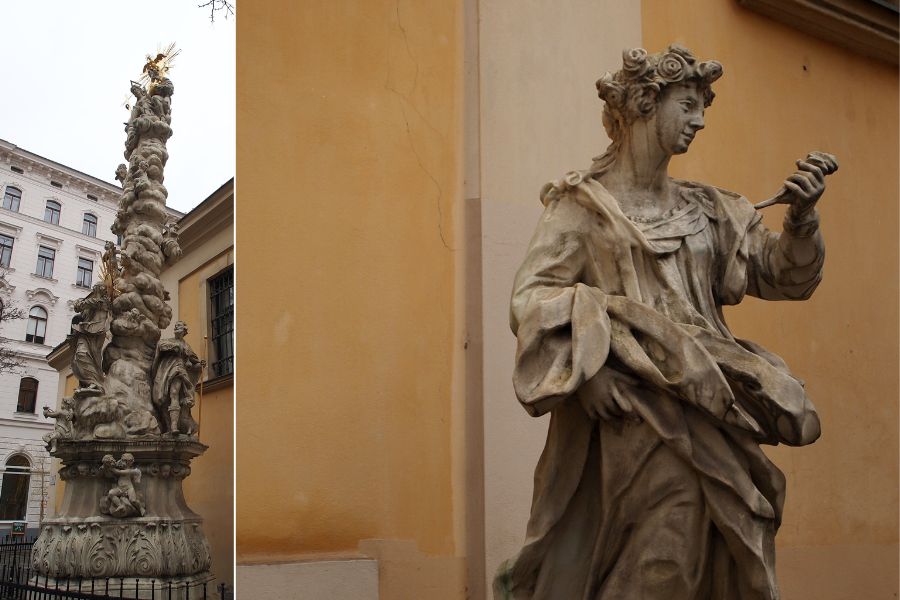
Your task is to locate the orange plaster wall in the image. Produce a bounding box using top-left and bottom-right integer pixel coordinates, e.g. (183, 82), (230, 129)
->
(53, 374), (79, 515)
(235, 0), (462, 561)
(643, 0), (899, 594)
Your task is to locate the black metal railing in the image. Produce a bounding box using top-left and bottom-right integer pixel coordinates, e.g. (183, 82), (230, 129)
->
(0, 538), (230, 600)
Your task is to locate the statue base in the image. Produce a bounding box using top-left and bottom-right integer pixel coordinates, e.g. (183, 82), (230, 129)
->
(32, 439), (211, 584)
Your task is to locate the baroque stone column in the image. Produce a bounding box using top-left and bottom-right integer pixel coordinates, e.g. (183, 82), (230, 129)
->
(33, 51), (213, 597)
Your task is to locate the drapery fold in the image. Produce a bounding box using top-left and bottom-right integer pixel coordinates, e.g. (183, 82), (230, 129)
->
(497, 175), (823, 600)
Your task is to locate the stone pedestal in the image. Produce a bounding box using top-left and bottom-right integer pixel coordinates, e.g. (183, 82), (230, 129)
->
(32, 440), (211, 597)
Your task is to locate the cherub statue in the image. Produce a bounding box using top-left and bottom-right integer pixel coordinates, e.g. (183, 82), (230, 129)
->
(151, 321), (203, 437)
(42, 397), (75, 451)
(99, 453), (145, 518)
(114, 163), (128, 185)
(71, 283), (111, 397)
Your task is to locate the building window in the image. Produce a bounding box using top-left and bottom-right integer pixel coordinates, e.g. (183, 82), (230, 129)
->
(2, 187), (21, 212)
(86, 194), (98, 202)
(0, 234), (12, 268)
(50, 181), (62, 189)
(76, 258), (93, 288)
(82, 213), (98, 237)
(209, 266), (234, 377)
(35, 246), (54, 278)
(16, 379), (38, 413)
(44, 200), (61, 225)
(0, 455), (31, 520)
(25, 306), (47, 344)
(9, 166), (23, 175)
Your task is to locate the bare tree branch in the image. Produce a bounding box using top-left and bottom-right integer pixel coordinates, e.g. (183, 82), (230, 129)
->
(0, 276), (24, 375)
(198, 0), (235, 22)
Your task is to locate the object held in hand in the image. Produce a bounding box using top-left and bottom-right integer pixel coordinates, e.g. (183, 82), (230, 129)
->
(753, 151), (839, 210)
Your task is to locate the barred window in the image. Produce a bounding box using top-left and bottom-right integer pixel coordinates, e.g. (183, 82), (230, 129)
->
(0, 455), (31, 520)
(16, 379), (38, 413)
(2, 187), (21, 212)
(82, 213), (98, 237)
(209, 266), (234, 377)
(0, 234), (12, 268)
(35, 246), (54, 278)
(44, 200), (60, 225)
(26, 306), (47, 344)
(76, 258), (93, 288)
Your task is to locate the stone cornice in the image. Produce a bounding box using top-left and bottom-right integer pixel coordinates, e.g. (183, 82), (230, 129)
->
(0, 140), (121, 199)
(737, 0), (899, 64)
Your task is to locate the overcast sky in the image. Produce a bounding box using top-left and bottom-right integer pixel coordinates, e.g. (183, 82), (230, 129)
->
(0, 1), (235, 213)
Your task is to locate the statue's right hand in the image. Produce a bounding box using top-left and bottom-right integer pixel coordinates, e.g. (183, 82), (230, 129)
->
(577, 368), (638, 421)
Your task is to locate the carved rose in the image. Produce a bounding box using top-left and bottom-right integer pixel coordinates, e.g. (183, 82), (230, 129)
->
(666, 44), (696, 65)
(596, 75), (625, 107)
(698, 60), (723, 84)
(657, 52), (688, 83)
(622, 48), (650, 78)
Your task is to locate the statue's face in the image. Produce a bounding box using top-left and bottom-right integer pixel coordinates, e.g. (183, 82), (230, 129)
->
(175, 322), (187, 337)
(654, 82), (706, 155)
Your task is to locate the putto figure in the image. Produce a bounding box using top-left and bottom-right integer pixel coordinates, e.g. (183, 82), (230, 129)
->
(42, 397), (75, 452)
(99, 453), (145, 518)
(151, 321), (203, 437)
(494, 45), (837, 600)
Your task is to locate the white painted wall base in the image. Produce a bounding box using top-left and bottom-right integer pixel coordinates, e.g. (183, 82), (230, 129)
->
(236, 559), (378, 600)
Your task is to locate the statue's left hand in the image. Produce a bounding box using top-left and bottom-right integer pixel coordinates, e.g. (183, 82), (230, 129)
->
(784, 159), (826, 213)
(754, 151), (838, 211)
(783, 151), (838, 213)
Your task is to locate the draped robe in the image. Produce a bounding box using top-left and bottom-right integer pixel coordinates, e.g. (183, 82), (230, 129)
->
(494, 173), (824, 600)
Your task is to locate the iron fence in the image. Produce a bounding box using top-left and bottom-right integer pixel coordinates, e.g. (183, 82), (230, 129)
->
(0, 537), (229, 600)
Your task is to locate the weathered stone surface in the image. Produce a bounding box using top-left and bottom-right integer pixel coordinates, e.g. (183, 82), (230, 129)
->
(35, 440), (210, 580)
(32, 520), (210, 579)
(495, 44), (837, 599)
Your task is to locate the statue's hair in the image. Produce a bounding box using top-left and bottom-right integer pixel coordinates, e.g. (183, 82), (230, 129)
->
(590, 45), (723, 176)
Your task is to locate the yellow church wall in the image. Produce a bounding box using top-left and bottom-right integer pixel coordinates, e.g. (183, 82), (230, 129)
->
(643, 1), (899, 596)
(51, 374), (79, 515)
(235, 0), (463, 581)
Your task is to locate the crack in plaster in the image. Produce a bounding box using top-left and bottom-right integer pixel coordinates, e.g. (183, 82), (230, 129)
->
(384, 0), (453, 251)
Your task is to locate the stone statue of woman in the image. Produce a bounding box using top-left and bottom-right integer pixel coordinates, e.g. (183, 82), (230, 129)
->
(70, 283), (112, 396)
(494, 45), (837, 600)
